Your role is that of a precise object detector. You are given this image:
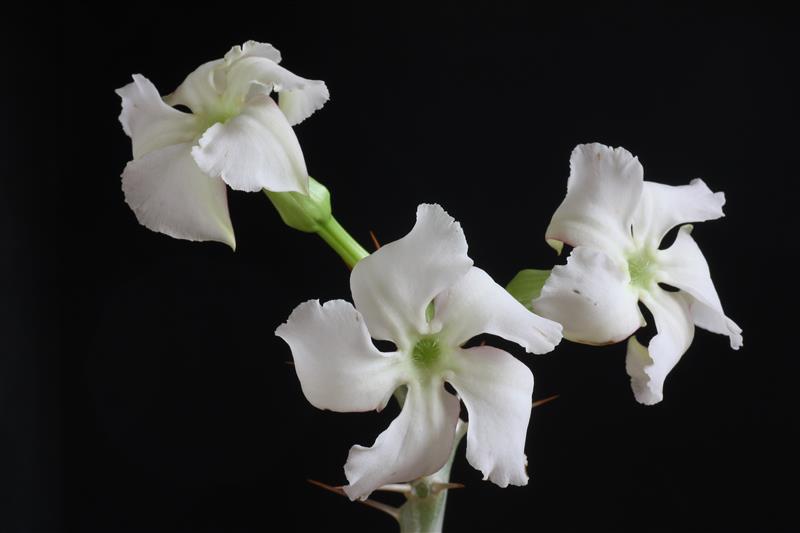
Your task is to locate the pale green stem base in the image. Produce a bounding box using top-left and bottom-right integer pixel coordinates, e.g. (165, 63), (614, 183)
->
(398, 421), (467, 533)
(316, 216), (369, 269)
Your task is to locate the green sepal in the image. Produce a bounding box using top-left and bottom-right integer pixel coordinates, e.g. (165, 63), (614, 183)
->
(425, 301), (435, 323)
(506, 269), (551, 310)
(264, 176), (332, 233)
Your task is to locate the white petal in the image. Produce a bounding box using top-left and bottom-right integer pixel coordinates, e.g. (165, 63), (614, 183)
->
(657, 225), (743, 348)
(434, 267), (561, 354)
(166, 42), (283, 113)
(121, 143), (235, 248)
(116, 74), (199, 158)
(224, 56), (329, 125)
(275, 300), (406, 412)
(626, 288), (695, 405)
(224, 40), (282, 64)
(164, 59), (224, 115)
(448, 345), (534, 487)
(350, 204), (473, 346)
(545, 143), (643, 254)
(192, 94), (309, 194)
(277, 83), (330, 126)
(533, 247), (642, 345)
(343, 382), (460, 500)
(633, 179), (726, 247)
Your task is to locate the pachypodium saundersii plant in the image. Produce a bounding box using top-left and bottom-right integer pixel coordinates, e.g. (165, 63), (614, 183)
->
(116, 41), (743, 532)
(529, 143), (743, 404)
(117, 40), (328, 249)
(277, 204), (562, 501)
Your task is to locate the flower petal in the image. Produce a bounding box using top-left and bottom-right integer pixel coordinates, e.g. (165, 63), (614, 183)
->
(191, 94), (309, 193)
(277, 81), (330, 126)
(275, 300), (406, 412)
(448, 345), (533, 487)
(633, 179), (726, 247)
(343, 381), (460, 500)
(350, 204), (473, 346)
(533, 246), (642, 345)
(121, 143), (235, 248)
(657, 225), (743, 348)
(116, 74), (199, 159)
(164, 59), (224, 115)
(545, 143), (643, 254)
(434, 267), (561, 354)
(224, 55), (330, 125)
(626, 288), (695, 405)
(166, 42), (283, 114)
(224, 40), (282, 65)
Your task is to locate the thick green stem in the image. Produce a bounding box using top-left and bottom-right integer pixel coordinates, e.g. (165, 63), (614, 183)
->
(316, 216), (370, 269)
(398, 421), (467, 533)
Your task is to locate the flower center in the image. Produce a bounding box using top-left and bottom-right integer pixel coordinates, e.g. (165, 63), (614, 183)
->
(412, 335), (442, 369)
(627, 247), (658, 289)
(197, 100), (241, 132)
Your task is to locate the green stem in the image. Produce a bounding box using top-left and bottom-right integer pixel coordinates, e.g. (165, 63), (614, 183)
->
(264, 178), (369, 269)
(316, 216), (369, 269)
(398, 421), (467, 533)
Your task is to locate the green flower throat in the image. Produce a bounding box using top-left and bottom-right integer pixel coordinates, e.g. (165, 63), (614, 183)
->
(412, 335), (442, 368)
(627, 247), (658, 289)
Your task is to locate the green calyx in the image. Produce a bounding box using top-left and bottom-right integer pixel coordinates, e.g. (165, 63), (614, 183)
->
(627, 247), (658, 289)
(265, 176), (369, 269)
(412, 335), (442, 369)
(265, 177), (333, 233)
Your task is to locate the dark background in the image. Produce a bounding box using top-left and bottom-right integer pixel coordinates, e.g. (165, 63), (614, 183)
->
(3, 3), (797, 532)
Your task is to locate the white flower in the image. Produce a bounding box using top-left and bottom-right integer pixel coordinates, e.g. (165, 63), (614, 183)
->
(276, 204), (562, 500)
(116, 41), (329, 249)
(533, 143), (743, 405)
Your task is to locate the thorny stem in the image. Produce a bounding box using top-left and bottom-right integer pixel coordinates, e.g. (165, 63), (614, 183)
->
(398, 420), (467, 533)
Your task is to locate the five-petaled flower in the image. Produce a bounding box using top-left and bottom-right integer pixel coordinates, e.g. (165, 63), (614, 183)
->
(533, 143), (743, 405)
(276, 204), (562, 500)
(116, 40), (329, 249)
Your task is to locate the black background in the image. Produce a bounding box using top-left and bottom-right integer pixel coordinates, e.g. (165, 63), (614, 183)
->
(3, 3), (797, 532)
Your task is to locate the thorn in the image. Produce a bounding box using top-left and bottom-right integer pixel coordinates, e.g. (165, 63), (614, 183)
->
(307, 479), (345, 496)
(358, 498), (401, 521)
(369, 230), (381, 250)
(533, 394), (559, 408)
(431, 482), (465, 494)
(307, 479), (400, 521)
(376, 483), (412, 494)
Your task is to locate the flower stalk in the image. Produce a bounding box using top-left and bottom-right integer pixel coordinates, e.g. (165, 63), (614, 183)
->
(265, 177), (369, 268)
(398, 421), (467, 533)
(316, 216), (370, 269)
